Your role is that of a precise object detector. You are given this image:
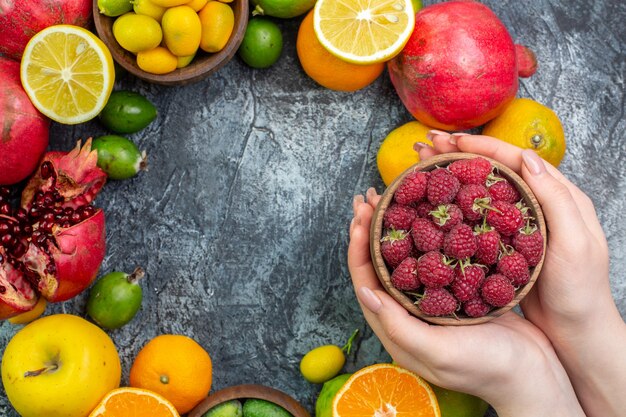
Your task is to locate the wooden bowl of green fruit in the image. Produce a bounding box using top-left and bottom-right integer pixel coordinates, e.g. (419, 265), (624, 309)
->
(188, 384), (310, 417)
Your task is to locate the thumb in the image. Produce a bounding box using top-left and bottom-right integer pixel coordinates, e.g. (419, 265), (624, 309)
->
(520, 150), (587, 237)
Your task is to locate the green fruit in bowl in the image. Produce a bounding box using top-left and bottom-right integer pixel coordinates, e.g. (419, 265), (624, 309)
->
(242, 399), (293, 417)
(98, 0), (133, 17)
(203, 399), (243, 417)
(251, 0), (316, 19)
(315, 373), (352, 417)
(431, 384), (489, 417)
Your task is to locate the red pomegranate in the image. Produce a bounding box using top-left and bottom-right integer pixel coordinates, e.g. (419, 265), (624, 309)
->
(388, 0), (537, 131)
(0, 0), (92, 60)
(0, 140), (107, 317)
(0, 57), (50, 186)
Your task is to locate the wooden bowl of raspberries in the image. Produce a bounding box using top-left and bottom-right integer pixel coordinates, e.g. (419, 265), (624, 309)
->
(370, 153), (547, 325)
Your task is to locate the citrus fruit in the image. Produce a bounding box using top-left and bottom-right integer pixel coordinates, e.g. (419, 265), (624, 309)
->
(162, 6), (202, 57)
(129, 334), (213, 414)
(251, 0), (316, 18)
(151, 0), (189, 6)
(333, 364), (440, 417)
(202, 399), (243, 417)
(430, 385), (489, 417)
(133, 0), (167, 22)
(7, 297), (47, 325)
(98, 0), (133, 17)
(243, 399), (293, 417)
(137, 46), (179, 74)
(313, 0), (415, 64)
(99, 90), (158, 134)
(376, 121), (433, 186)
(300, 345), (345, 384)
(482, 98), (566, 167)
(198, 1), (235, 53)
(315, 373), (352, 417)
(89, 387), (179, 417)
(20, 25), (114, 125)
(86, 267), (145, 327)
(238, 18), (283, 69)
(113, 13), (163, 53)
(297, 10), (384, 92)
(177, 53), (196, 68)
(186, 0), (209, 11)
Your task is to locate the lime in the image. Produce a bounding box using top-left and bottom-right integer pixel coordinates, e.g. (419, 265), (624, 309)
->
(315, 373), (352, 417)
(98, 0), (133, 16)
(238, 18), (283, 69)
(86, 268), (144, 329)
(251, 0), (315, 19)
(202, 400), (243, 417)
(92, 135), (147, 180)
(242, 399), (293, 417)
(431, 384), (489, 417)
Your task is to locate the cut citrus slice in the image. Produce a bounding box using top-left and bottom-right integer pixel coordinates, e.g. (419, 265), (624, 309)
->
(20, 25), (115, 125)
(313, 0), (415, 64)
(333, 364), (440, 417)
(89, 387), (180, 417)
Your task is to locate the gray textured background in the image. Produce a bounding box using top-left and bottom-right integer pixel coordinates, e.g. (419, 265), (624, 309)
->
(1, 0), (624, 416)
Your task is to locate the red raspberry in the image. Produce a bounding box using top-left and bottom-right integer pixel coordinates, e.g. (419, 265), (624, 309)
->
(463, 296), (491, 318)
(474, 225), (501, 265)
(411, 218), (444, 252)
(455, 184), (491, 222)
(418, 288), (458, 316)
(429, 204), (463, 232)
(383, 204), (418, 231)
(395, 170), (428, 205)
(427, 168), (460, 205)
(486, 200), (524, 236)
(487, 177), (521, 203)
(381, 229), (414, 269)
(414, 201), (435, 218)
(481, 274), (515, 307)
(513, 224), (544, 266)
(391, 257), (420, 291)
(417, 251), (455, 287)
(443, 224), (477, 259)
(497, 250), (530, 286)
(448, 157), (492, 185)
(451, 263), (486, 301)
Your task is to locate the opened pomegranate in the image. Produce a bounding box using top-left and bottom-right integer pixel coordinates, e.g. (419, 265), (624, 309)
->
(388, 0), (537, 131)
(0, 57), (50, 185)
(0, 140), (107, 317)
(0, 0), (92, 60)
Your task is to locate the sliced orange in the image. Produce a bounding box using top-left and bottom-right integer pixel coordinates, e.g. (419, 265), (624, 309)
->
(333, 364), (440, 417)
(89, 387), (180, 417)
(313, 0), (415, 64)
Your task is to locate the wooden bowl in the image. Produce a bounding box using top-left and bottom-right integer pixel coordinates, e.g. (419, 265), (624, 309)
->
(188, 384), (311, 417)
(92, 0), (249, 85)
(370, 152), (547, 326)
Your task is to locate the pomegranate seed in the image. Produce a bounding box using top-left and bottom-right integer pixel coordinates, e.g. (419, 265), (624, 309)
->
(40, 161), (54, 179)
(61, 221), (71, 228)
(22, 225), (33, 235)
(0, 203), (11, 215)
(11, 242), (26, 258)
(53, 207), (64, 215)
(0, 286), (6, 294)
(29, 207), (41, 219)
(0, 222), (11, 235)
(64, 207), (74, 215)
(0, 187), (11, 198)
(15, 208), (28, 223)
(1, 234), (15, 247)
(70, 212), (82, 224)
(43, 212), (55, 222)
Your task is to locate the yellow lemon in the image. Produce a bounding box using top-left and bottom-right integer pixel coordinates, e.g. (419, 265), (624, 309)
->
(377, 121), (433, 186)
(162, 6), (202, 57)
(8, 298), (47, 325)
(113, 12), (162, 53)
(313, 0), (415, 64)
(482, 98), (566, 167)
(198, 1), (234, 53)
(133, 0), (167, 22)
(137, 46), (178, 74)
(177, 53), (196, 68)
(186, 0), (208, 11)
(150, 0), (189, 6)
(20, 25), (115, 125)
(300, 345), (346, 384)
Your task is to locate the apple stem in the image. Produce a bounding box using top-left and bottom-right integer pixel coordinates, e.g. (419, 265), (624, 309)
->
(127, 267), (145, 284)
(24, 364), (58, 377)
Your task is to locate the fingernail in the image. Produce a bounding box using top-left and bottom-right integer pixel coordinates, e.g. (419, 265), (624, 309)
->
(521, 149), (546, 176)
(414, 142), (429, 151)
(366, 187), (377, 202)
(357, 287), (382, 313)
(352, 194), (364, 215)
(426, 129), (449, 141)
(450, 132), (466, 145)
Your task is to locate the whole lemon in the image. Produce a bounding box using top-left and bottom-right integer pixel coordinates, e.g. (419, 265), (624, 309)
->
(376, 120), (433, 186)
(1, 314), (121, 417)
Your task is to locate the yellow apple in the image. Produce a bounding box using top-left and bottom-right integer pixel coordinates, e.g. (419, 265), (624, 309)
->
(1, 314), (121, 417)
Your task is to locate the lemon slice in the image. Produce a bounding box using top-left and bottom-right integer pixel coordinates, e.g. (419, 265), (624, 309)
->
(313, 0), (415, 64)
(21, 25), (115, 125)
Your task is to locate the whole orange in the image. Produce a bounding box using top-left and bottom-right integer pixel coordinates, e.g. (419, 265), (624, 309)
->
(296, 10), (385, 92)
(129, 334), (212, 414)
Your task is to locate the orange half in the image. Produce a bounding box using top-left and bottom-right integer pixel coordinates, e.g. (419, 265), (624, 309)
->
(333, 364), (440, 417)
(89, 387), (180, 417)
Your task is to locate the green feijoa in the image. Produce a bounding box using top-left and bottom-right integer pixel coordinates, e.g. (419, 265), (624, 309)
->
(202, 400), (243, 417)
(86, 268), (145, 329)
(315, 373), (352, 417)
(242, 399), (293, 417)
(99, 90), (157, 133)
(92, 135), (147, 180)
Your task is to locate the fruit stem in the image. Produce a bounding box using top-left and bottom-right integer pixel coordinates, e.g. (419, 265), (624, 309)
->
(139, 150), (149, 172)
(252, 5), (265, 16)
(24, 364), (58, 377)
(127, 267), (145, 284)
(341, 329), (360, 355)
